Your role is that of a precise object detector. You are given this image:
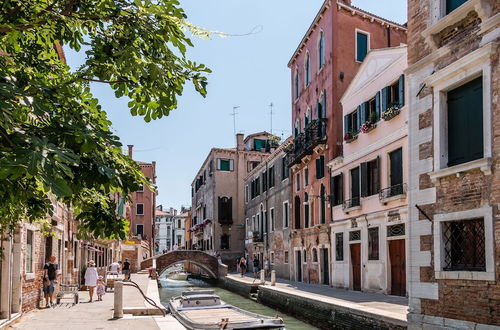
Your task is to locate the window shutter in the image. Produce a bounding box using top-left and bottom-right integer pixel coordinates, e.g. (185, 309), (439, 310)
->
(330, 175), (335, 200)
(360, 102), (368, 123)
(344, 115), (350, 135)
(360, 162), (368, 198)
(382, 86), (389, 112)
(399, 74), (405, 107)
(217, 159), (221, 170)
(322, 91), (326, 118)
(375, 156), (380, 193)
(356, 32), (368, 62)
(229, 159), (234, 171)
(316, 159), (320, 179)
(228, 197), (233, 222)
(217, 197), (222, 222)
(375, 91), (381, 120)
(339, 173), (344, 204)
(356, 106), (362, 131)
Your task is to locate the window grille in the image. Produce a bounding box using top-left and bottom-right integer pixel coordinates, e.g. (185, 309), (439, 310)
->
(349, 230), (361, 241)
(387, 224), (405, 237)
(443, 219), (485, 271)
(335, 233), (344, 261)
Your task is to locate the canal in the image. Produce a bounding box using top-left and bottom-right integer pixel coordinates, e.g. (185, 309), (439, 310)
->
(158, 277), (318, 330)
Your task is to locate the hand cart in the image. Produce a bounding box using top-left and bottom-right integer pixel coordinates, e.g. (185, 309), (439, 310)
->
(56, 278), (79, 305)
(105, 271), (125, 292)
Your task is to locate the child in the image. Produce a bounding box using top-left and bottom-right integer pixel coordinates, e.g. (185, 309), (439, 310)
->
(96, 275), (105, 301)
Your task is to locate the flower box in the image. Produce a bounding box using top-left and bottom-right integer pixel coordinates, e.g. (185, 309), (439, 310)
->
(360, 121), (376, 134)
(343, 131), (359, 143)
(382, 104), (401, 121)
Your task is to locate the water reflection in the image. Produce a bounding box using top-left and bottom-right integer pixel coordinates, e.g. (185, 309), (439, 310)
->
(158, 277), (318, 330)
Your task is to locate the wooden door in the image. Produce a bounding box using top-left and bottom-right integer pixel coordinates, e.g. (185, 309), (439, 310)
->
(296, 251), (302, 282)
(389, 239), (406, 296)
(350, 243), (361, 291)
(321, 248), (329, 285)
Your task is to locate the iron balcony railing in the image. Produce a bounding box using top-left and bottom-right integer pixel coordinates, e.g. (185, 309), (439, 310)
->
(342, 197), (360, 210)
(286, 118), (327, 167)
(379, 183), (407, 200)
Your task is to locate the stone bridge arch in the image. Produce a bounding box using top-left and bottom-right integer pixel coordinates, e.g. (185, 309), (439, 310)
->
(141, 250), (227, 279)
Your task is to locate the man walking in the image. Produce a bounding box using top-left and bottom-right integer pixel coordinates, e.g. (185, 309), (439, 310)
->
(43, 256), (58, 308)
(108, 260), (120, 274)
(122, 258), (131, 280)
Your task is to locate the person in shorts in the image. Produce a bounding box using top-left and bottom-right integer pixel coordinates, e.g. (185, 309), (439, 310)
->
(108, 260), (120, 275)
(122, 258), (131, 280)
(253, 256), (260, 278)
(43, 256), (58, 308)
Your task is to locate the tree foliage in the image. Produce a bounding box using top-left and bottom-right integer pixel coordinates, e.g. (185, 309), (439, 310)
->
(0, 0), (210, 238)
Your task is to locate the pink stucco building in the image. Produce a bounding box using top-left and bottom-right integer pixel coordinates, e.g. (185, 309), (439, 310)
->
(328, 46), (408, 295)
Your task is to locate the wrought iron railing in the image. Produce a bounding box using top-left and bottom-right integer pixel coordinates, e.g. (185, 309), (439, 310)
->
(286, 119), (327, 167)
(379, 183), (407, 200)
(342, 197), (360, 210)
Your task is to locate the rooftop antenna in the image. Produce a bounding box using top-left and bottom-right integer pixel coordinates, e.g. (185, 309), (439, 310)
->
(269, 102), (274, 135)
(231, 106), (240, 136)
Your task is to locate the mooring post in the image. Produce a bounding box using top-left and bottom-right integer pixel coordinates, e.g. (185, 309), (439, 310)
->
(271, 270), (276, 286)
(113, 281), (124, 319)
(260, 269), (265, 284)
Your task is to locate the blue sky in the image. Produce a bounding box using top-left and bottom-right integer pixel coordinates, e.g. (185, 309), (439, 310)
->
(65, 0), (407, 210)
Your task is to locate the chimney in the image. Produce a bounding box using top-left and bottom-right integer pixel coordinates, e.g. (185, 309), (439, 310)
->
(174, 209), (178, 216)
(236, 133), (245, 151)
(170, 207), (174, 215)
(127, 145), (134, 159)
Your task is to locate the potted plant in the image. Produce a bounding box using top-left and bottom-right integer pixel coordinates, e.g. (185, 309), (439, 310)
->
(343, 130), (358, 143)
(382, 103), (402, 121)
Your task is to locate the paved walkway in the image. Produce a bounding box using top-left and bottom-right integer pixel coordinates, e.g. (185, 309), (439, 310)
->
(7, 273), (184, 330)
(227, 273), (408, 323)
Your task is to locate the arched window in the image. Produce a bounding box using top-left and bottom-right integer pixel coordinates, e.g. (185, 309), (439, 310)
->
(294, 195), (301, 229)
(295, 69), (300, 99)
(305, 53), (311, 86)
(318, 31), (324, 69)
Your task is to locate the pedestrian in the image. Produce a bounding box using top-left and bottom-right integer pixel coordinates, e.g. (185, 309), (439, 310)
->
(43, 256), (58, 308)
(108, 260), (120, 275)
(264, 257), (270, 278)
(84, 260), (98, 302)
(122, 258), (131, 280)
(239, 257), (247, 277)
(253, 256), (260, 278)
(96, 276), (106, 301)
(173, 243), (179, 251)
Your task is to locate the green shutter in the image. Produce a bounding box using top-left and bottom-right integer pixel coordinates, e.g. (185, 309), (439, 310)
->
(381, 87), (389, 112)
(360, 102), (368, 123)
(356, 32), (368, 62)
(351, 167), (360, 199)
(344, 115), (350, 135)
(390, 148), (403, 186)
(446, 0), (467, 14)
(356, 106), (362, 131)
(375, 91), (381, 120)
(399, 74), (405, 107)
(360, 162), (368, 197)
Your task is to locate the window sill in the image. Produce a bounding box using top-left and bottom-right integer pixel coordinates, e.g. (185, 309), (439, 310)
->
(429, 157), (492, 183)
(435, 270), (494, 281)
(380, 193), (407, 205)
(421, 0), (491, 50)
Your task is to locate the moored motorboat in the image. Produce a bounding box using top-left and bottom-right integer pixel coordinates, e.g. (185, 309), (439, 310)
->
(169, 271), (189, 281)
(168, 290), (285, 329)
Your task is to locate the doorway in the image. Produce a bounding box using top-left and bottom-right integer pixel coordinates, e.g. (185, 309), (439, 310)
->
(389, 239), (406, 296)
(350, 243), (361, 291)
(321, 248), (329, 285)
(296, 250), (302, 282)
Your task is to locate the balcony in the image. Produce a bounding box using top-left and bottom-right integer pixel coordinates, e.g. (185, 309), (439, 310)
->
(343, 197), (360, 213)
(287, 119), (327, 167)
(379, 183), (407, 204)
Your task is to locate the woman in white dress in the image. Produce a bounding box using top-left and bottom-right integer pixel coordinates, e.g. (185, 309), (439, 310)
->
(84, 260), (98, 302)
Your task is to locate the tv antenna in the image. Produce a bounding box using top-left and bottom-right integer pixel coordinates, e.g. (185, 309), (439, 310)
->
(230, 106), (240, 136)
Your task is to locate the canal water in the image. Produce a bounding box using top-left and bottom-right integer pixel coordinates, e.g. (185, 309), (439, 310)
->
(158, 277), (318, 330)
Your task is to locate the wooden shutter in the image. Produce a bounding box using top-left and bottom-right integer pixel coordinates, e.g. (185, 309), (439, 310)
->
(398, 74), (405, 107)
(360, 162), (368, 197)
(228, 197), (233, 223)
(217, 197), (222, 222)
(382, 86), (389, 112)
(356, 32), (368, 62)
(375, 156), (380, 193)
(360, 102), (368, 123)
(356, 106), (362, 131)
(351, 167), (360, 199)
(447, 77), (483, 166)
(344, 115), (350, 135)
(375, 91), (381, 120)
(316, 158), (320, 179)
(390, 148), (403, 186)
(339, 173), (344, 204)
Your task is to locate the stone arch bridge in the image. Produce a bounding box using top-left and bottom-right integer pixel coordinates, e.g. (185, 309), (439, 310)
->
(140, 250), (228, 279)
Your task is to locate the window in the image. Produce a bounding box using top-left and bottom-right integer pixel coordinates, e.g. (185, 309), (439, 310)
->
(318, 31), (324, 69)
(177, 219), (181, 228)
(349, 230), (361, 241)
(263, 210), (268, 234)
(294, 69), (300, 100)
(316, 155), (325, 179)
(446, 0), (467, 14)
(368, 227), (379, 260)
(305, 53), (311, 86)
(136, 224), (144, 238)
(284, 251), (289, 264)
(221, 234), (230, 250)
(137, 183), (144, 192)
(294, 196), (301, 229)
(356, 31), (369, 62)
(312, 248), (318, 262)
(382, 75), (405, 111)
(447, 77), (483, 167)
(303, 249), (307, 263)
(270, 208), (275, 232)
(251, 216), (256, 233)
(177, 235), (182, 245)
(73, 239), (78, 269)
(251, 177), (261, 199)
(218, 196), (233, 225)
(245, 185), (249, 203)
(387, 224), (405, 237)
(296, 173), (301, 192)
(304, 168), (309, 186)
(443, 218), (485, 271)
(304, 193), (310, 228)
(335, 233), (344, 261)
(217, 158), (234, 171)
(268, 166), (275, 188)
(344, 109), (359, 136)
(350, 167), (360, 200)
(283, 201), (289, 228)
(136, 203), (144, 215)
(262, 171), (268, 192)
(331, 174), (343, 206)
(281, 157), (289, 180)
(254, 139), (268, 151)
(359, 97), (379, 124)
(319, 184), (326, 225)
(26, 230), (33, 273)
(361, 157), (379, 197)
(389, 148), (404, 193)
